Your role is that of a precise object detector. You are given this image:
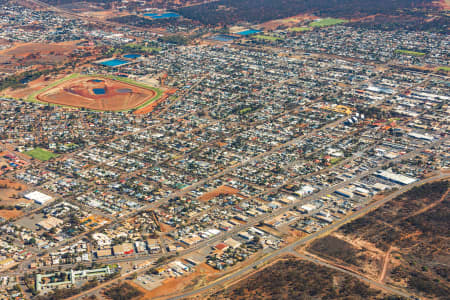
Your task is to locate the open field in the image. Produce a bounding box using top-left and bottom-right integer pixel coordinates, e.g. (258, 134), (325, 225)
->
(258, 14), (316, 31)
(0, 209), (23, 220)
(329, 180), (450, 299)
(0, 41), (78, 66)
(288, 27), (311, 32)
(436, 66), (450, 71)
(33, 74), (163, 111)
(25, 147), (58, 161)
(253, 35), (281, 41)
(0, 179), (31, 211)
(309, 18), (348, 27)
(198, 185), (241, 202)
(395, 49), (426, 56)
(208, 256), (393, 299)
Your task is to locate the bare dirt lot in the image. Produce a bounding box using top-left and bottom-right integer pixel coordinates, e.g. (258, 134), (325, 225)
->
(0, 179), (31, 219)
(198, 185), (241, 202)
(0, 41), (78, 68)
(37, 76), (157, 111)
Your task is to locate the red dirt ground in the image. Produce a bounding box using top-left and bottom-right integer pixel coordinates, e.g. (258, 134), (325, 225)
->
(37, 76), (157, 111)
(0, 209), (23, 220)
(198, 185), (241, 202)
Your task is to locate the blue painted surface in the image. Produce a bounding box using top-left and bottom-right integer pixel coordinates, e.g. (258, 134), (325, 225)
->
(124, 54), (141, 59)
(144, 12), (180, 19)
(93, 88), (106, 95)
(91, 79), (103, 82)
(212, 35), (239, 42)
(99, 59), (129, 67)
(237, 29), (261, 36)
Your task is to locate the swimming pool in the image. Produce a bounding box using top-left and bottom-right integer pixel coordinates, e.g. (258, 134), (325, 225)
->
(211, 35), (239, 42)
(99, 59), (130, 67)
(144, 12), (180, 19)
(237, 29), (261, 36)
(123, 54), (141, 59)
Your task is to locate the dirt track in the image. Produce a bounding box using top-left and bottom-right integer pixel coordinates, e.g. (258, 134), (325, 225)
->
(37, 76), (157, 111)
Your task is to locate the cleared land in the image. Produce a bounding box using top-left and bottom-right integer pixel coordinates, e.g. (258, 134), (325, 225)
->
(0, 41), (77, 67)
(309, 18), (348, 27)
(34, 75), (162, 111)
(25, 147), (58, 161)
(198, 185), (241, 202)
(0, 179), (31, 219)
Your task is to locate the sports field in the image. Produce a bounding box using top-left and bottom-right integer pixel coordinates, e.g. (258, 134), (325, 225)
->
(436, 66), (450, 72)
(254, 35), (281, 41)
(395, 49), (426, 56)
(31, 74), (162, 111)
(25, 147), (58, 161)
(288, 27), (311, 32)
(309, 18), (348, 27)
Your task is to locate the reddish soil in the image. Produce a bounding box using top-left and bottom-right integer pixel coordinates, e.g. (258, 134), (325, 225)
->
(134, 263), (218, 299)
(258, 14), (317, 30)
(37, 76), (157, 111)
(198, 185), (240, 202)
(0, 179), (30, 207)
(0, 41), (78, 68)
(0, 209), (23, 220)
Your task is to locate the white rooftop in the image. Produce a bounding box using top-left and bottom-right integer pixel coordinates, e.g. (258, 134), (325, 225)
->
(24, 191), (53, 204)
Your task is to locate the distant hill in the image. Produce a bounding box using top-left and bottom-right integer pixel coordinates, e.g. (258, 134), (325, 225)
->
(176, 0), (438, 25)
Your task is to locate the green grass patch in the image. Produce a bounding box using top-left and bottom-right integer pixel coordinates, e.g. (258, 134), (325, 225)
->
(25, 147), (58, 161)
(288, 27), (311, 32)
(239, 107), (252, 114)
(106, 43), (161, 56)
(309, 18), (348, 27)
(253, 35), (281, 41)
(330, 157), (344, 165)
(395, 49), (426, 56)
(436, 66), (450, 72)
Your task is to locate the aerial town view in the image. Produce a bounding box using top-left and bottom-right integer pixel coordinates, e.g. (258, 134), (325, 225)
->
(0, 0), (448, 299)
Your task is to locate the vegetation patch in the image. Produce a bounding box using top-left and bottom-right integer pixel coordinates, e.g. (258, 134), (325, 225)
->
(309, 18), (348, 27)
(25, 147), (58, 161)
(288, 27), (311, 32)
(105, 43), (161, 56)
(209, 257), (390, 299)
(395, 49), (426, 56)
(308, 235), (362, 266)
(339, 180), (450, 298)
(436, 66), (450, 72)
(104, 282), (143, 300)
(253, 35), (281, 41)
